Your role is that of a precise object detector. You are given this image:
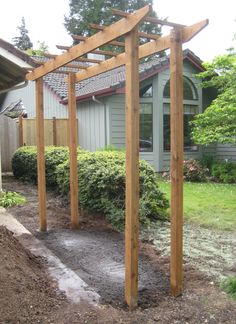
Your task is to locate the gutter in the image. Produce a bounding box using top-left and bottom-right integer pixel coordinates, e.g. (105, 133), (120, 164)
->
(0, 80), (28, 96)
(60, 87), (116, 105)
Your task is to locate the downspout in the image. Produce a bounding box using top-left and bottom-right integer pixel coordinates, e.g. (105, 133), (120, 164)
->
(92, 95), (107, 147)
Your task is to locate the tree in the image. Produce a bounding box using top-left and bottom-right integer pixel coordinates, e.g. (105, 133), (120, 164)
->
(191, 51), (236, 145)
(12, 17), (33, 51)
(64, 0), (161, 45)
(26, 41), (49, 56)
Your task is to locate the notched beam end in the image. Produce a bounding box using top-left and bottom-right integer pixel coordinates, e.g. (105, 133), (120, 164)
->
(182, 19), (209, 42)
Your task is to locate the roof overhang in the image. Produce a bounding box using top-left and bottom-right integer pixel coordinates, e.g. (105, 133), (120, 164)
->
(0, 39), (34, 92)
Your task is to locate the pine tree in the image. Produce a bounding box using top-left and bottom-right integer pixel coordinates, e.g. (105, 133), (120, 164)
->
(12, 17), (33, 51)
(64, 0), (161, 42)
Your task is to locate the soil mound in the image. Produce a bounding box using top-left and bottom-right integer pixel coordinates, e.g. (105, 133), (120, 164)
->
(0, 226), (65, 323)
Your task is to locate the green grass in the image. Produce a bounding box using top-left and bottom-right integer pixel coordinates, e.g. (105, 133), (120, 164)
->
(158, 181), (236, 231)
(220, 276), (236, 300)
(0, 191), (26, 208)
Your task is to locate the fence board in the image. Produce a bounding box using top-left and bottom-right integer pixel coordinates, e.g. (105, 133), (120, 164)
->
(0, 115), (19, 171)
(21, 118), (78, 147)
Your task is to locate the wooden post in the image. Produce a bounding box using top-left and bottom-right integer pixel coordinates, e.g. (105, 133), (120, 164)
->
(170, 28), (184, 296)
(52, 117), (57, 146)
(18, 115), (23, 147)
(125, 27), (139, 310)
(36, 78), (47, 231)
(68, 73), (79, 229)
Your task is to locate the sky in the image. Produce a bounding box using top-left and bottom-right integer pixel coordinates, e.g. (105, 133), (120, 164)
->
(0, 0), (235, 62)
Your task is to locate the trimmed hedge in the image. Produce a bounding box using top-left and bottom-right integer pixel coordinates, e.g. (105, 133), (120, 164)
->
(211, 160), (236, 183)
(56, 151), (169, 230)
(12, 147), (169, 230)
(12, 146), (85, 187)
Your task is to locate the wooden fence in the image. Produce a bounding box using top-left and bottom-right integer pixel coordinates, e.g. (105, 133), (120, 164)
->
(0, 115), (19, 171)
(19, 117), (78, 147)
(0, 116), (78, 171)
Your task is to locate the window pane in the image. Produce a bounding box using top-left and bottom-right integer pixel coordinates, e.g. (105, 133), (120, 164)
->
(163, 115), (170, 150)
(163, 77), (198, 100)
(163, 113), (198, 151)
(139, 84), (153, 98)
(140, 103), (153, 152)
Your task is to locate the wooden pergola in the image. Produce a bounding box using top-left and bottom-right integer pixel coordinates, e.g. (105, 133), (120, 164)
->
(26, 5), (208, 309)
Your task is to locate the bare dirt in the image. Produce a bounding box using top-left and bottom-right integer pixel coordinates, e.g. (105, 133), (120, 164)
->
(1, 174), (236, 323)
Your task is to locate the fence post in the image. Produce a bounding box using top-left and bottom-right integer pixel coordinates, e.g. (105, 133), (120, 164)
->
(18, 115), (23, 147)
(52, 117), (57, 146)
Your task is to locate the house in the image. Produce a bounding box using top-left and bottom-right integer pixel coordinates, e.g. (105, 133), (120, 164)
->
(0, 38), (33, 179)
(1, 48), (235, 171)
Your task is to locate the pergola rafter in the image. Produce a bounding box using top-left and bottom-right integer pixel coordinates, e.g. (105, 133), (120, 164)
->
(26, 5), (208, 310)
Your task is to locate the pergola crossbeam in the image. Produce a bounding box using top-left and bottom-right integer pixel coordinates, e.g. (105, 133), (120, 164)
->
(26, 5), (150, 81)
(43, 53), (103, 64)
(72, 34), (125, 47)
(33, 59), (88, 70)
(89, 23), (160, 40)
(112, 9), (185, 28)
(56, 44), (118, 57)
(73, 19), (208, 83)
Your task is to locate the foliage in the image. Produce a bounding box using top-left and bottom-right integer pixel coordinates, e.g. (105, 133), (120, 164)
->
(98, 145), (125, 152)
(0, 191), (26, 208)
(64, 0), (161, 52)
(158, 180), (236, 231)
(12, 146), (86, 187)
(211, 160), (236, 183)
(220, 276), (236, 300)
(26, 41), (49, 56)
(198, 155), (217, 173)
(183, 159), (209, 182)
(191, 51), (236, 145)
(56, 151), (169, 231)
(12, 17), (33, 50)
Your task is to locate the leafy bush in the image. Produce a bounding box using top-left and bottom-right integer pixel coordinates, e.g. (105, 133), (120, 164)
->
(211, 160), (236, 183)
(12, 146), (37, 182)
(56, 151), (169, 231)
(12, 146), (86, 187)
(183, 159), (209, 182)
(220, 276), (236, 300)
(0, 191), (26, 208)
(199, 155), (217, 173)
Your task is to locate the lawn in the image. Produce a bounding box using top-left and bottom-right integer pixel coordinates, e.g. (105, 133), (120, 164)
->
(158, 181), (236, 231)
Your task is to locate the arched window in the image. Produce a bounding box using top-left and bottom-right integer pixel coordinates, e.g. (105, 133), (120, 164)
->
(163, 77), (198, 100)
(163, 77), (199, 152)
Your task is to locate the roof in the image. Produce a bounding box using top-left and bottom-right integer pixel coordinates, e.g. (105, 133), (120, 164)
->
(41, 49), (204, 104)
(0, 38), (35, 92)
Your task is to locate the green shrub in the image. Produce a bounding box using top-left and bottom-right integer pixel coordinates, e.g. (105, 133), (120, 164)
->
(199, 155), (217, 173)
(220, 276), (236, 301)
(183, 159), (209, 182)
(0, 191), (26, 208)
(211, 160), (236, 183)
(12, 146), (37, 182)
(12, 146), (86, 187)
(56, 151), (169, 231)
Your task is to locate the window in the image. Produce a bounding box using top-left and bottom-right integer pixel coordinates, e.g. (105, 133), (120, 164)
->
(163, 77), (198, 100)
(139, 84), (153, 98)
(163, 111), (198, 151)
(140, 103), (153, 152)
(163, 76), (199, 152)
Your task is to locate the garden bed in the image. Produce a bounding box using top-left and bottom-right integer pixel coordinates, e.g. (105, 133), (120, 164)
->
(1, 174), (236, 323)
